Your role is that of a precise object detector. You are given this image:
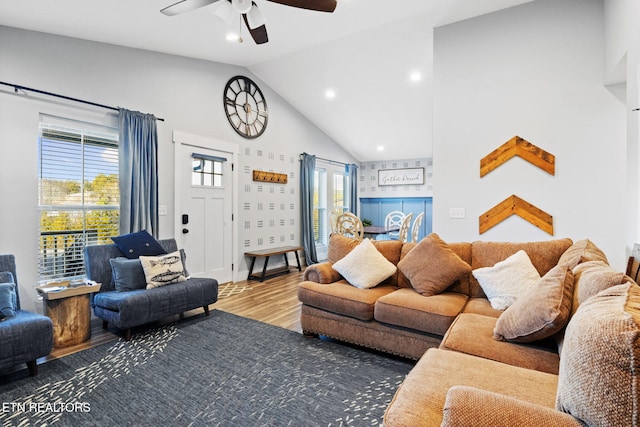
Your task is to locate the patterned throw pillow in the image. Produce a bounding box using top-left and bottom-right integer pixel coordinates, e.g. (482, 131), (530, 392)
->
(139, 250), (187, 289)
(333, 239), (397, 289)
(472, 250), (541, 310)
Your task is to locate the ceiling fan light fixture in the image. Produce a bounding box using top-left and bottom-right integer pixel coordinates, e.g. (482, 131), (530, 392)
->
(214, 0), (233, 22)
(232, 0), (252, 14)
(246, 3), (265, 29)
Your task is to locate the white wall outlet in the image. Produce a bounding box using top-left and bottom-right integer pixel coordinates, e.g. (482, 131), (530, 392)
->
(449, 207), (465, 219)
(158, 205), (167, 216)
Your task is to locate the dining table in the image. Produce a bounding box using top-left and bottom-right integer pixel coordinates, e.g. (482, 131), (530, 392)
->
(363, 225), (400, 238)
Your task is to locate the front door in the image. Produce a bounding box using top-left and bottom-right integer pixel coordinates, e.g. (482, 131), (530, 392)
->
(173, 131), (236, 284)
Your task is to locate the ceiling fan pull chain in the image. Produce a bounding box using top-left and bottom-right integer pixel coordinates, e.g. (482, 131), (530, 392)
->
(238, 15), (243, 43)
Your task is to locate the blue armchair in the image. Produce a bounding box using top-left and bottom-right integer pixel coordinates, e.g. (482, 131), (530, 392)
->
(0, 255), (53, 376)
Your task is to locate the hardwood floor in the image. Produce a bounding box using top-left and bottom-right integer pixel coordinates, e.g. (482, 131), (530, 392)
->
(45, 270), (304, 362)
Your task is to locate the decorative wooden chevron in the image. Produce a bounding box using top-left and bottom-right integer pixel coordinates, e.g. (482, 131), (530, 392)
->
(480, 136), (555, 177)
(479, 194), (554, 235)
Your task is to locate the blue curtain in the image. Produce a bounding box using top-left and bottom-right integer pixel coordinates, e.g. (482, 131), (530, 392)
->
(118, 108), (159, 237)
(300, 153), (318, 265)
(347, 164), (358, 215)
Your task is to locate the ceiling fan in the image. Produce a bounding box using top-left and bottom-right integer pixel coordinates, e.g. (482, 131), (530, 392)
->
(160, 0), (337, 45)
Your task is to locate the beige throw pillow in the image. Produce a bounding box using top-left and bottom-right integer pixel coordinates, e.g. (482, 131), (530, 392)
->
(472, 250), (541, 310)
(332, 238), (397, 289)
(556, 282), (640, 426)
(139, 250), (187, 289)
(397, 233), (471, 296)
(494, 263), (574, 343)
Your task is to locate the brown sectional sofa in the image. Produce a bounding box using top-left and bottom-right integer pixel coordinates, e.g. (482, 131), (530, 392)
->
(298, 234), (640, 426)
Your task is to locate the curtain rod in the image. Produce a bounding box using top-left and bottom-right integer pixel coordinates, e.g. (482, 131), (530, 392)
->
(300, 152), (354, 167)
(0, 81), (165, 122)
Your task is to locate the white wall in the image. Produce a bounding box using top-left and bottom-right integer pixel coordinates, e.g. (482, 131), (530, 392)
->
(0, 26), (355, 311)
(432, 0), (627, 269)
(604, 0), (640, 259)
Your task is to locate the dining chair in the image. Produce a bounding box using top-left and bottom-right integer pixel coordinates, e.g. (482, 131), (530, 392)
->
(376, 210), (405, 241)
(398, 212), (414, 243)
(329, 208), (342, 234)
(411, 212), (425, 243)
(336, 212), (364, 241)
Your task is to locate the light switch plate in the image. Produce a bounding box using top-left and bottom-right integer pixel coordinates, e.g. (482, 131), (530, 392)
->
(158, 205), (167, 216)
(449, 207), (465, 219)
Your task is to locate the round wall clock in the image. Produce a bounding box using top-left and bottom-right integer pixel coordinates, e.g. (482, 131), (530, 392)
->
(223, 75), (268, 139)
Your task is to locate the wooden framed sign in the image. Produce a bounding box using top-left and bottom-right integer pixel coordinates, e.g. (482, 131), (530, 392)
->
(378, 168), (424, 186)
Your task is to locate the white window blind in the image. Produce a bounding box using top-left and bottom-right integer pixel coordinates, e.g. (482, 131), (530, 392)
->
(38, 116), (119, 282)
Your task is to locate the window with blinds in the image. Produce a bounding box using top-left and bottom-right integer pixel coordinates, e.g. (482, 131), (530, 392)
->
(38, 117), (119, 282)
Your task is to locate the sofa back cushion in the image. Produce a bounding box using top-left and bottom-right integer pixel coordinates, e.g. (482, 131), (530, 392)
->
(327, 234), (403, 286)
(556, 282), (640, 426)
(469, 239), (573, 299)
(571, 260), (635, 316)
(557, 238), (608, 269)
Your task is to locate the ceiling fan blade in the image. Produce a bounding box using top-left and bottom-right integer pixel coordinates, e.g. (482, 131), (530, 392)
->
(266, 0), (336, 13)
(242, 14), (269, 44)
(246, 2), (266, 29)
(160, 0), (220, 16)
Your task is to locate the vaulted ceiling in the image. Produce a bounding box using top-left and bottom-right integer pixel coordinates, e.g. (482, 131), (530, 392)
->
(0, 0), (532, 161)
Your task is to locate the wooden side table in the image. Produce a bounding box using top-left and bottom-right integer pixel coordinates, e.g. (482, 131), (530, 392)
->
(37, 281), (101, 348)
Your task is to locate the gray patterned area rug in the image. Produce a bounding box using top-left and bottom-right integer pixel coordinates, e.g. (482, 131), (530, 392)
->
(0, 311), (414, 426)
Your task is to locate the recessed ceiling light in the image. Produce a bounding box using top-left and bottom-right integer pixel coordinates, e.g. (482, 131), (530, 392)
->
(377, 146), (384, 151)
(409, 71), (422, 82)
(325, 89), (336, 99)
(226, 32), (239, 42)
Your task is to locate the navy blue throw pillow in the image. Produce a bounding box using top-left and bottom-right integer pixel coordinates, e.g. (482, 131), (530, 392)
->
(111, 230), (167, 259)
(110, 258), (147, 292)
(0, 282), (17, 320)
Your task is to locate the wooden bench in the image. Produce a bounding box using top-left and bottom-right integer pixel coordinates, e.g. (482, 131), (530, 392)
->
(245, 245), (303, 282)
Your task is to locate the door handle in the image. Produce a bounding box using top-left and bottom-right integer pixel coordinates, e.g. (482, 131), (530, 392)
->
(182, 228), (189, 234)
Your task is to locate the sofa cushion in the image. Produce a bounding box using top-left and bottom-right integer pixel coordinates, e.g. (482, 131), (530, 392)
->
(297, 280), (396, 321)
(110, 257), (147, 292)
(441, 386), (584, 427)
(556, 282), (640, 426)
(384, 348), (558, 427)
(0, 282), (17, 319)
(494, 263), (574, 343)
(139, 250), (187, 289)
(472, 250), (541, 310)
(571, 260), (634, 316)
(462, 298), (503, 318)
(333, 239), (397, 289)
(441, 313), (560, 374)
(111, 230), (167, 259)
(397, 233), (471, 296)
(557, 238), (608, 269)
(374, 288), (468, 336)
(469, 239), (573, 299)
